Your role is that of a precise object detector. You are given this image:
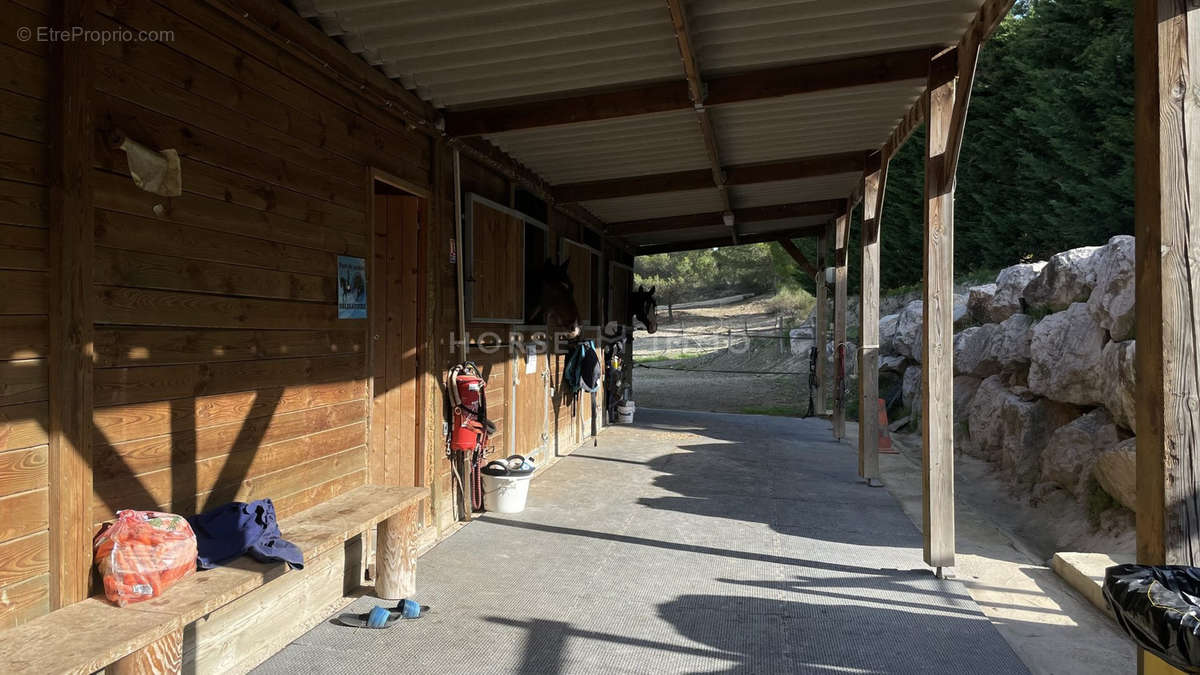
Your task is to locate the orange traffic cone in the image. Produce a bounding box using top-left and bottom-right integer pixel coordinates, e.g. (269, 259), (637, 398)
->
(877, 398), (897, 453)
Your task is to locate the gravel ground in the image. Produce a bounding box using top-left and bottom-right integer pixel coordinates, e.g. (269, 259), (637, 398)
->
(632, 357), (812, 415)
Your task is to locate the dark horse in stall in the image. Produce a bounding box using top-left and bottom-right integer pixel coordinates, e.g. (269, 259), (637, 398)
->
(528, 258), (582, 339)
(630, 285), (658, 334)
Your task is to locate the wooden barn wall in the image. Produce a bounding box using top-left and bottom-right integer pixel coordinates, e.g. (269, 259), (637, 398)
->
(0, 0), (629, 627)
(0, 0), (52, 630)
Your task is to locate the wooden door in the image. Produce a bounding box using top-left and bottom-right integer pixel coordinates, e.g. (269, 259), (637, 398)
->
(372, 194), (421, 487)
(513, 346), (549, 463)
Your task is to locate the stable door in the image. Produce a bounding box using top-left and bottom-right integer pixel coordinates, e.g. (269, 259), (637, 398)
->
(371, 191), (422, 488)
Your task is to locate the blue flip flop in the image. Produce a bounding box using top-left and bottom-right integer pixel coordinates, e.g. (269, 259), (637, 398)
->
(337, 599), (429, 628)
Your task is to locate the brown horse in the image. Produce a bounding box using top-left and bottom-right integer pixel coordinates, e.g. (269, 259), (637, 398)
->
(528, 258), (582, 338)
(630, 285), (658, 333)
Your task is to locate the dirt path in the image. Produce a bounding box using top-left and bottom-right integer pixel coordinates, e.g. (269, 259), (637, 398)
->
(635, 296), (787, 358)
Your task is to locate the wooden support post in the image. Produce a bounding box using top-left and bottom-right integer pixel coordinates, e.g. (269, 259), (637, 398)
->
(110, 630), (183, 675)
(1133, 15), (1200, 671)
(375, 502), (419, 599)
(48, 0), (95, 609)
(832, 209), (850, 440)
(922, 48), (962, 573)
(859, 152), (889, 486)
(814, 230), (828, 415)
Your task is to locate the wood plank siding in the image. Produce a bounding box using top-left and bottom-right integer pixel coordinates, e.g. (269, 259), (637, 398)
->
(0, 0), (634, 630)
(0, 0), (51, 628)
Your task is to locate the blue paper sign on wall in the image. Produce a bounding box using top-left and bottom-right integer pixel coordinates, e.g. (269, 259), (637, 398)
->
(337, 255), (367, 319)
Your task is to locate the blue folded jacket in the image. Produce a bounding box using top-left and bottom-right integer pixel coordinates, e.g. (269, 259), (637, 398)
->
(187, 498), (304, 570)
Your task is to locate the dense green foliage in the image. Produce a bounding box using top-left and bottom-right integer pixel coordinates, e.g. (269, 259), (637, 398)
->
(634, 243), (778, 306)
(638, 0), (1133, 298)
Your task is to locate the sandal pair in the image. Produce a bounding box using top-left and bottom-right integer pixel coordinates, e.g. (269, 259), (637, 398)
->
(337, 599), (429, 628)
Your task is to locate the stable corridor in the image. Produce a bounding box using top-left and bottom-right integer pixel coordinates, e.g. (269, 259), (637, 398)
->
(258, 410), (1028, 674)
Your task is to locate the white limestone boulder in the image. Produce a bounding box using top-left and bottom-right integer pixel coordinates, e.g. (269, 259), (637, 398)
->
(1022, 245), (1103, 312)
(879, 354), (908, 375)
(953, 294), (971, 330)
(967, 284), (997, 325)
(988, 262), (1046, 323)
(954, 375), (982, 429)
(879, 313), (900, 356)
(1094, 437), (1136, 512)
(1040, 409), (1122, 498)
(892, 301), (923, 362)
(902, 365), (922, 416)
(953, 314), (1034, 378)
(1028, 302), (1107, 406)
(1087, 235), (1136, 342)
(1100, 340), (1136, 432)
(954, 324), (997, 377)
(984, 313), (1036, 373)
(966, 375), (1080, 485)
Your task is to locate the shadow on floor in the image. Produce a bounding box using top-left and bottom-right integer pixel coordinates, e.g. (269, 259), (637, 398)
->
(489, 589), (1030, 674)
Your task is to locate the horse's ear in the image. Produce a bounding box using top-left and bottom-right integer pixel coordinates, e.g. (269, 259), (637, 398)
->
(648, 286), (655, 295)
(638, 284), (644, 293)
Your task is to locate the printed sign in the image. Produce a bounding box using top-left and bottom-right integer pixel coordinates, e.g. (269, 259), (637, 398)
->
(526, 344), (538, 374)
(449, 237), (457, 265)
(337, 255), (367, 319)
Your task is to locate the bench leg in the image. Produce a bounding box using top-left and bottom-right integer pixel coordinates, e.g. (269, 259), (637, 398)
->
(110, 628), (182, 675)
(375, 502), (418, 600)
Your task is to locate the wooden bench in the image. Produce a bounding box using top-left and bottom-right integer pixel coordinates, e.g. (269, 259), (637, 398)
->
(0, 485), (428, 674)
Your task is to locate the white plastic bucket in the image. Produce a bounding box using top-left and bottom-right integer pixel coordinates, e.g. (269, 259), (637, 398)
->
(482, 473), (532, 513)
(616, 400), (635, 423)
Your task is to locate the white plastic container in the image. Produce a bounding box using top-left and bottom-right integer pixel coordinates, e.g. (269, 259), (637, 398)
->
(482, 473), (532, 513)
(616, 400), (635, 423)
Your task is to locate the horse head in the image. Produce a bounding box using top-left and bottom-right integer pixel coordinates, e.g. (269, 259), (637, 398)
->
(540, 258), (581, 339)
(631, 285), (658, 333)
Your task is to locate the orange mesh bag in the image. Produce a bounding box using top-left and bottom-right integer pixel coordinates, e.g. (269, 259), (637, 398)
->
(94, 510), (197, 606)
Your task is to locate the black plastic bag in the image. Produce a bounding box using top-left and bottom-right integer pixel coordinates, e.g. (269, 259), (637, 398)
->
(1104, 564), (1200, 672)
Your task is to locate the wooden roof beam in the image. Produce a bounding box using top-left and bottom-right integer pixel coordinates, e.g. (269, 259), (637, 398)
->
(665, 0), (735, 242)
(444, 48), (935, 136)
(777, 238), (818, 279)
(556, 150), (869, 203)
(635, 225), (825, 256)
(878, 0), (1014, 159)
(608, 200), (843, 236)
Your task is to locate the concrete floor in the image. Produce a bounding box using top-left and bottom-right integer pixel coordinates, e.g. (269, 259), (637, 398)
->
(256, 409), (1030, 674)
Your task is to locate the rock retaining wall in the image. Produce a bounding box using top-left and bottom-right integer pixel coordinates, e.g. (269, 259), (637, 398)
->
(878, 235), (1136, 511)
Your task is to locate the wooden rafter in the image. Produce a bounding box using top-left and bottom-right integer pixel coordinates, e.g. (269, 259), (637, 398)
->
(556, 150), (868, 203)
(452, 137), (605, 230)
(776, 238), (818, 279)
(863, 150), (890, 244)
(444, 48), (934, 136)
(607, 200), (843, 236)
(665, 0), (734, 241)
(878, 0), (1014, 160)
(635, 225), (825, 255)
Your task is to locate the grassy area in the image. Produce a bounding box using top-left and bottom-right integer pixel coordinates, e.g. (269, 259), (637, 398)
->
(764, 286), (815, 321)
(634, 351), (706, 364)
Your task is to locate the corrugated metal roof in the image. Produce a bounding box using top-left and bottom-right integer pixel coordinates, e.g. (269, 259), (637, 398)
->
(486, 111), (711, 184)
(711, 81), (926, 165)
(738, 215), (831, 236)
(294, 0), (680, 108)
(731, 173), (862, 209)
(689, 0), (983, 75)
(289, 0), (994, 249)
(624, 225), (730, 246)
(582, 187), (727, 223)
